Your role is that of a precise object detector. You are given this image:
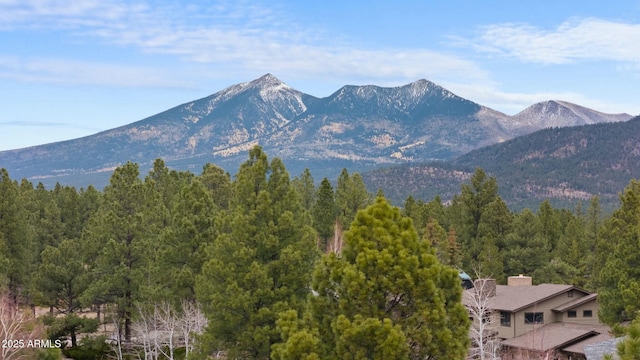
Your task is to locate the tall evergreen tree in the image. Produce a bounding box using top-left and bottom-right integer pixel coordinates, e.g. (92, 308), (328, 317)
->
(538, 200), (562, 252)
(82, 162), (164, 342)
(200, 163), (232, 210)
(292, 168), (316, 212)
(335, 169), (371, 230)
(453, 168), (500, 268)
(594, 180), (640, 325)
(274, 197), (470, 359)
(161, 178), (217, 302)
(195, 146), (319, 359)
(0, 169), (32, 305)
(34, 239), (91, 346)
(502, 209), (549, 278)
(312, 178), (336, 252)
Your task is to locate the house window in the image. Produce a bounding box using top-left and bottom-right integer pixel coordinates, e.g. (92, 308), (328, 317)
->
(525, 312), (544, 324)
(583, 310), (593, 317)
(568, 310), (577, 318)
(500, 311), (511, 327)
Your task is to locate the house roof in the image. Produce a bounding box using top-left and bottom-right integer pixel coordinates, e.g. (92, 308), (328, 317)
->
(501, 323), (606, 352)
(482, 284), (589, 312)
(562, 331), (614, 356)
(553, 293), (598, 313)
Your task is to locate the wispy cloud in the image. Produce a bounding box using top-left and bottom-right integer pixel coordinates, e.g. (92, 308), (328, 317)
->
(474, 18), (640, 65)
(0, 55), (192, 88)
(0, 0), (488, 86)
(446, 82), (640, 115)
(0, 119), (100, 131)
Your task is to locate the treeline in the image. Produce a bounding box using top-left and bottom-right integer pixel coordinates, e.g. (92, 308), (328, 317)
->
(1, 145), (639, 359)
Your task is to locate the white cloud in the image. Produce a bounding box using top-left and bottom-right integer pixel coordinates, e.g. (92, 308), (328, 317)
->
(0, 0), (488, 87)
(0, 55), (191, 88)
(444, 82), (640, 116)
(476, 18), (640, 64)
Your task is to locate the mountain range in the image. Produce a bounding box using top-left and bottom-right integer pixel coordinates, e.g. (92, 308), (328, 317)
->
(363, 115), (640, 211)
(0, 74), (634, 205)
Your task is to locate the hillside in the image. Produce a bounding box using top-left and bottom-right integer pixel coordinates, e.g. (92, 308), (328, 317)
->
(0, 74), (632, 191)
(363, 116), (640, 211)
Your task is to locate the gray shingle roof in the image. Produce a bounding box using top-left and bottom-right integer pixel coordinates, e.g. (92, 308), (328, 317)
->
(501, 322), (608, 352)
(553, 293), (598, 312)
(487, 284), (580, 312)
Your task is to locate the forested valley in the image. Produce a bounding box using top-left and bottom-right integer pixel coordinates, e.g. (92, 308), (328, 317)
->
(1, 145), (640, 359)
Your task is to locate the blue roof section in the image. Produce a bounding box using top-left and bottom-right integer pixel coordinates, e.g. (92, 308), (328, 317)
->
(459, 271), (472, 281)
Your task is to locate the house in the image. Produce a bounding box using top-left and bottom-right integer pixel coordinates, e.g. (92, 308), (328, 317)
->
(464, 275), (612, 360)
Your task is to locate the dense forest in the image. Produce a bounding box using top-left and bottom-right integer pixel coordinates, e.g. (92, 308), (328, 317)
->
(1, 145), (640, 359)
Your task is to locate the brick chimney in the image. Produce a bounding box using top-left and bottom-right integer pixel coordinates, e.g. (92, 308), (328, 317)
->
(507, 274), (532, 286)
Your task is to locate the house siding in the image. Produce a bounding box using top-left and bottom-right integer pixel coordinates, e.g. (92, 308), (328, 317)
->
(561, 299), (600, 326)
(508, 291), (589, 338)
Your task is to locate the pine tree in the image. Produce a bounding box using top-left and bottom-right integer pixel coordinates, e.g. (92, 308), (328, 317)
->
(34, 239), (91, 346)
(335, 169), (371, 230)
(312, 178), (336, 252)
(443, 228), (463, 269)
(614, 313), (640, 360)
(594, 180), (640, 325)
(0, 169), (32, 306)
(502, 209), (548, 278)
(292, 168), (316, 212)
(195, 146), (319, 359)
(200, 163), (232, 210)
(275, 197), (470, 359)
(453, 168), (500, 268)
(161, 178), (217, 302)
(82, 161), (164, 342)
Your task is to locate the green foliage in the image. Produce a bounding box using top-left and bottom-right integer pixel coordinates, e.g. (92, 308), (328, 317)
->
(2, 150), (635, 358)
(532, 258), (581, 285)
(0, 168), (33, 298)
(292, 168), (316, 211)
(62, 335), (112, 360)
(594, 180), (640, 325)
(36, 347), (62, 360)
(615, 313), (640, 360)
(34, 239), (89, 314)
(333, 315), (409, 360)
(271, 310), (321, 360)
(160, 178), (217, 303)
(82, 161), (166, 341)
(312, 178), (336, 251)
(200, 163), (232, 210)
(43, 313), (99, 347)
(453, 168), (500, 268)
(196, 146), (319, 359)
(502, 209), (549, 278)
(335, 168), (371, 230)
(276, 197), (470, 359)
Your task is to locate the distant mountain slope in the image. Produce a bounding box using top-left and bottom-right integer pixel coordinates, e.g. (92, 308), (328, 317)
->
(251, 79), (521, 164)
(363, 116), (640, 211)
(0, 74), (632, 190)
(0, 74), (317, 185)
(512, 100), (631, 128)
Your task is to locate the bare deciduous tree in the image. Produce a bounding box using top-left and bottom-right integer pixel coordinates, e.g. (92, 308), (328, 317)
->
(0, 292), (45, 360)
(130, 300), (208, 360)
(179, 300), (207, 359)
(464, 277), (501, 360)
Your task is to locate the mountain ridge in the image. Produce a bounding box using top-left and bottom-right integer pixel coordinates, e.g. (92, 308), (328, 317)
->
(0, 74), (633, 190)
(362, 115), (640, 211)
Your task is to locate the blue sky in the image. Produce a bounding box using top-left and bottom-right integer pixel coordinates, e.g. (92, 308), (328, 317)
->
(1, 0), (639, 151)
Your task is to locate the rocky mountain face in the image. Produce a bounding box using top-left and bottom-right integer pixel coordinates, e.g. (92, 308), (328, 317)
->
(0, 74), (632, 189)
